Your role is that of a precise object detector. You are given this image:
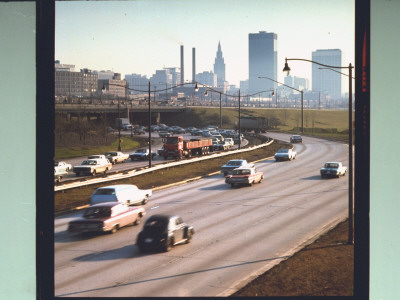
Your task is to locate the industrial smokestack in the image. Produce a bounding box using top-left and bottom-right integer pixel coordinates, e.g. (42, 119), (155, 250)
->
(192, 47), (196, 83)
(180, 45), (184, 84)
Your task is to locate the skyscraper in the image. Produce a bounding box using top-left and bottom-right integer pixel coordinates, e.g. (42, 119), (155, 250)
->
(312, 49), (342, 99)
(249, 31), (277, 95)
(213, 41), (225, 87)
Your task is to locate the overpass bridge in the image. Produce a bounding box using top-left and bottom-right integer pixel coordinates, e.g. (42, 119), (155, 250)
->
(55, 101), (188, 123)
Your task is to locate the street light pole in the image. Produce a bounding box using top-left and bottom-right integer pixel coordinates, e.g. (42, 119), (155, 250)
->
(117, 97), (122, 151)
(284, 57), (354, 245)
(219, 91), (222, 129)
(238, 89), (241, 149)
(148, 81), (152, 168)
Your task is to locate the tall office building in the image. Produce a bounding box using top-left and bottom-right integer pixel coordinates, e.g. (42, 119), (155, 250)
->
(213, 41), (226, 87)
(312, 49), (342, 99)
(249, 31), (277, 95)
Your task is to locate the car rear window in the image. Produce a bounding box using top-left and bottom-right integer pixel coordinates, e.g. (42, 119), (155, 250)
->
(94, 188), (115, 195)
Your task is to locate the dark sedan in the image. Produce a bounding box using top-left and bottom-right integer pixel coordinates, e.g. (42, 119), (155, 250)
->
(290, 135), (303, 143)
(136, 214), (194, 252)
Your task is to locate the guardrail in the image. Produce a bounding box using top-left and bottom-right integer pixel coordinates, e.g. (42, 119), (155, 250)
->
(54, 139), (274, 192)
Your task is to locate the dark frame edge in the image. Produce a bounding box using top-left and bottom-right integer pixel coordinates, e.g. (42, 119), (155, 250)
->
(354, 0), (370, 299)
(36, 0), (55, 299)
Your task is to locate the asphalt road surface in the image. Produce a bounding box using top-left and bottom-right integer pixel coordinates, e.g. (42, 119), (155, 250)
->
(54, 133), (349, 297)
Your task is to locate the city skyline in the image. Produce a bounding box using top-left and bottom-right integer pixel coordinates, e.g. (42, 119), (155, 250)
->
(56, 0), (354, 92)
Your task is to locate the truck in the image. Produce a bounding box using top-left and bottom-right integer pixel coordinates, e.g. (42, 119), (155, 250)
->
(162, 136), (213, 159)
(115, 118), (131, 130)
(240, 116), (268, 133)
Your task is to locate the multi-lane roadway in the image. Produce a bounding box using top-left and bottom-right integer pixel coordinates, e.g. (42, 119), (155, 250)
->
(55, 132), (349, 297)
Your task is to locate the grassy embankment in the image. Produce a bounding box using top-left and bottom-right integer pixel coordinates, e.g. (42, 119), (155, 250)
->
(55, 107), (350, 159)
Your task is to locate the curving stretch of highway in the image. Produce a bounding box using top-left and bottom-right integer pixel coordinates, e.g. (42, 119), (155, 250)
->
(54, 133), (349, 297)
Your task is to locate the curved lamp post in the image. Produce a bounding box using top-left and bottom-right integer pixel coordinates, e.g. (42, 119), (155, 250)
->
(284, 57), (354, 245)
(258, 76), (304, 133)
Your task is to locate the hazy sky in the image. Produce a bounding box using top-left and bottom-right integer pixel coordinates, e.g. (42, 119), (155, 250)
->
(56, 0), (354, 91)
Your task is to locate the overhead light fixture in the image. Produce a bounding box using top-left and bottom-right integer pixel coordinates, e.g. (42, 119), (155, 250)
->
(283, 58), (291, 76)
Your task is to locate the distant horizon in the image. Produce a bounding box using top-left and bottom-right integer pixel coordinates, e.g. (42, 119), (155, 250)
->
(56, 0), (354, 91)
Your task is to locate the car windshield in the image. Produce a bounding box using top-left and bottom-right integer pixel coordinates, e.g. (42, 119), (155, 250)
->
(226, 161), (243, 166)
(106, 152), (117, 156)
(277, 149), (289, 153)
(84, 207), (111, 218)
(82, 160), (97, 165)
(165, 137), (179, 144)
(136, 149), (146, 153)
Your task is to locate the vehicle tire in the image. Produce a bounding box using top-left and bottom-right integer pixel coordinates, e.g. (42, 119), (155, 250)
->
(142, 195), (149, 205)
(92, 170), (96, 176)
(259, 176), (263, 183)
(134, 214), (142, 225)
(186, 230), (192, 243)
(165, 237), (173, 252)
(66, 167), (69, 172)
(110, 225), (118, 234)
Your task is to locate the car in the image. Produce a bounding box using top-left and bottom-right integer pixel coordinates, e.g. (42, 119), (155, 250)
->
(274, 148), (297, 161)
(123, 123), (133, 130)
(134, 126), (146, 135)
(54, 169), (68, 183)
(225, 166), (264, 187)
(68, 202), (146, 234)
(220, 159), (250, 176)
(224, 138), (234, 147)
(159, 131), (172, 138)
(105, 151), (129, 164)
(290, 135), (303, 143)
(191, 129), (203, 136)
(201, 131), (213, 137)
(136, 214), (194, 252)
(320, 162), (348, 178)
(90, 184), (152, 206)
(73, 158), (112, 176)
(87, 154), (108, 161)
(185, 127), (197, 133)
(129, 149), (157, 161)
(54, 161), (72, 173)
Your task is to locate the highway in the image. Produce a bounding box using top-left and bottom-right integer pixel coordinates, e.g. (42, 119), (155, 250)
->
(54, 132), (349, 297)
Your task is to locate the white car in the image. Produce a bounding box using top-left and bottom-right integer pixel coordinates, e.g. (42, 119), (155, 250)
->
(320, 162), (347, 178)
(73, 158), (112, 176)
(274, 148), (297, 161)
(224, 138), (234, 147)
(54, 161), (72, 173)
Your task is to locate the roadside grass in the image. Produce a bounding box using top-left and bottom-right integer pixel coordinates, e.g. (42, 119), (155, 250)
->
(55, 136), (148, 160)
(162, 107), (351, 142)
